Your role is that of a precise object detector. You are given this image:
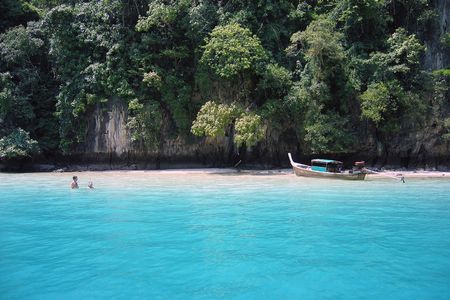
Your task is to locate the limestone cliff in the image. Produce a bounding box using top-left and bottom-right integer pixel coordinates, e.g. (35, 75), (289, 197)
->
(424, 0), (449, 70)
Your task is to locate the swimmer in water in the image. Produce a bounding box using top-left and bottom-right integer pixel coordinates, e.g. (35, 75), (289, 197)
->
(71, 176), (79, 189)
(88, 181), (94, 189)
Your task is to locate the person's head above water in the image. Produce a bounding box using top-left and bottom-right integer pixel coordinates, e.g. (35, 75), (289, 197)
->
(71, 176), (79, 189)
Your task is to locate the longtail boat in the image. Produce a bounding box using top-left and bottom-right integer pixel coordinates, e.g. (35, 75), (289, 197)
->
(288, 153), (367, 180)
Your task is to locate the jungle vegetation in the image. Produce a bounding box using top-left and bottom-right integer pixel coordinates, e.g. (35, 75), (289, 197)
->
(0, 0), (449, 160)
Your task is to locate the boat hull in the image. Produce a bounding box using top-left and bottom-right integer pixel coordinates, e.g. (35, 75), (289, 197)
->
(292, 164), (366, 180)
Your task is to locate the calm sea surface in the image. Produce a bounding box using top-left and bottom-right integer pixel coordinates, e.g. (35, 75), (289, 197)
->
(1, 172), (449, 299)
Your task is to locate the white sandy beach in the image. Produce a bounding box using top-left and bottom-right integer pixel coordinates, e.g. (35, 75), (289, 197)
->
(44, 168), (450, 179)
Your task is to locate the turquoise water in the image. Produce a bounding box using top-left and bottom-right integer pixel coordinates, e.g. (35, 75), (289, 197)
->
(1, 172), (450, 299)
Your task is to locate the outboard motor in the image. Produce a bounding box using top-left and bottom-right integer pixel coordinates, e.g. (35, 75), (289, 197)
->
(353, 161), (365, 173)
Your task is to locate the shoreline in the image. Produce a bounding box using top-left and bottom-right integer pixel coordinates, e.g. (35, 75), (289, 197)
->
(2, 168), (450, 178)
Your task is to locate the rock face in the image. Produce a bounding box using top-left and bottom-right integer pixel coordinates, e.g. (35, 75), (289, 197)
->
(423, 0), (450, 70)
(68, 95), (448, 170)
(394, 0), (450, 170)
(84, 97), (130, 156)
(70, 96), (238, 169)
(65, 97), (134, 169)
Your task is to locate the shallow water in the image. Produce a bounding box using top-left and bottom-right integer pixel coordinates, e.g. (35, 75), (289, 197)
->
(1, 172), (450, 299)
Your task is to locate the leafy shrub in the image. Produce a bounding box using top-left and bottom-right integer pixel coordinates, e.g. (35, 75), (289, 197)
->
(257, 63), (292, 97)
(191, 101), (240, 138)
(127, 99), (162, 148)
(135, 0), (188, 32)
(304, 114), (354, 154)
(360, 82), (392, 124)
(200, 23), (267, 79)
(142, 71), (162, 90)
(369, 28), (425, 84)
(0, 128), (40, 159)
(287, 18), (345, 80)
(360, 80), (425, 133)
(234, 113), (265, 147)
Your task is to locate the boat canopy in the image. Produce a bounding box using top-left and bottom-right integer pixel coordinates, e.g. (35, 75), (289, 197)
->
(311, 159), (343, 173)
(311, 159), (343, 164)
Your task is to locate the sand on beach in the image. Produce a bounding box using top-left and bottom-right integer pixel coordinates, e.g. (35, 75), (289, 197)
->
(45, 168), (450, 179)
(2, 166), (450, 181)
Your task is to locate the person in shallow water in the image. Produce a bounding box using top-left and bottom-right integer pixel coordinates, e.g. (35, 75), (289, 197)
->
(71, 176), (79, 189)
(88, 181), (94, 189)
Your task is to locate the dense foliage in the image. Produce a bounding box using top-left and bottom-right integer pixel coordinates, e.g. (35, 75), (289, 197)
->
(0, 128), (40, 159)
(200, 23), (267, 79)
(0, 0), (449, 161)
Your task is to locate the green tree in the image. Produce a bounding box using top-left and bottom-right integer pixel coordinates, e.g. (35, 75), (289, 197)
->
(0, 23), (59, 152)
(0, 128), (40, 159)
(44, 1), (128, 151)
(0, 0), (39, 33)
(234, 113), (265, 147)
(135, 0), (190, 32)
(304, 114), (354, 154)
(192, 23), (270, 148)
(200, 23), (267, 79)
(257, 63), (292, 99)
(288, 18), (345, 81)
(434, 34), (450, 77)
(134, 0), (197, 143)
(286, 17), (357, 154)
(369, 28), (425, 87)
(359, 28), (426, 136)
(191, 101), (266, 148)
(0, 72), (34, 126)
(360, 80), (424, 134)
(332, 0), (389, 52)
(360, 82), (392, 124)
(191, 101), (240, 138)
(127, 99), (163, 149)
